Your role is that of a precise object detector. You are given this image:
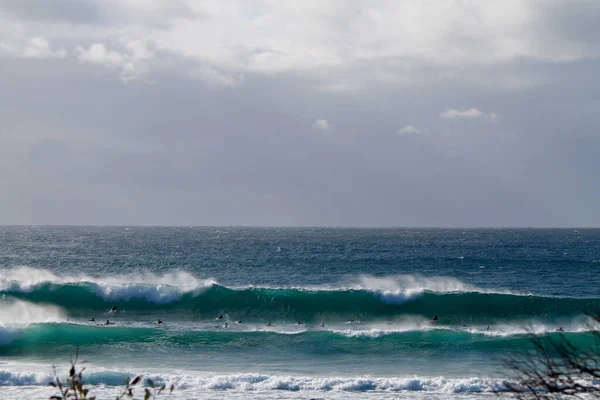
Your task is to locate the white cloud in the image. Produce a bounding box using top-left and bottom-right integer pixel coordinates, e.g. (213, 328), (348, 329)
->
(75, 41), (154, 82)
(440, 108), (499, 121)
(23, 36), (66, 58)
(397, 125), (422, 135)
(0, 16), (65, 59)
(0, 34), (66, 59)
(76, 43), (124, 67)
(126, 1), (600, 87)
(312, 119), (331, 132)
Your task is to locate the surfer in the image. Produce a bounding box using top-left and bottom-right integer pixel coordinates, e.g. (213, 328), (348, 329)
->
(431, 315), (439, 323)
(217, 313), (223, 320)
(223, 322), (228, 328)
(89, 318), (95, 322)
(556, 327), (564, 332)
(348, 319), (356, 323)
(156, 319), (163, 325)
(110, 306), (117, 313)
(236, 320), (243, 324)
(105, 320), (113, 325)
(267, 322), (272, 327)
(320, 322), (325, 327)
(297, 321), (304, 325)
(486, 326), (490, 330)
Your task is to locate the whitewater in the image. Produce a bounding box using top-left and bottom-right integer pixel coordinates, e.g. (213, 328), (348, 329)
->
(0, 227), (599, 399)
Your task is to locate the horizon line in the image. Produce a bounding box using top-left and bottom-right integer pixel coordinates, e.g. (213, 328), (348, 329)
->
(0, 224), (597, 230)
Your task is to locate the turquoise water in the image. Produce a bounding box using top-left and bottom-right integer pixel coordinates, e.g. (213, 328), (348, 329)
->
(0, 227), (599, 398)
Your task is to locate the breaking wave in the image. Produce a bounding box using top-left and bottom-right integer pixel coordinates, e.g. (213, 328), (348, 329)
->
(0, 368), (512, 393)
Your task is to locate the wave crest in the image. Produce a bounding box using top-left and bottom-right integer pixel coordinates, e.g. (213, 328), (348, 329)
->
(0, 266), (215, 304)
(1, 268), (599, 323)
(0, 299), (66, 345)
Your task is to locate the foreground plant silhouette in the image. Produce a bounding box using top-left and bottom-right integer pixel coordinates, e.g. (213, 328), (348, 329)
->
(49, 348), (174, 400)
(501, 316), (600, 399)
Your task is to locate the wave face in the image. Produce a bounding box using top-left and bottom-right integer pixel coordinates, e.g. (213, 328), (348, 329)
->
(2, 267), (598, 361)
(2, 322), (599, 354)
(1, 272), (599, 323)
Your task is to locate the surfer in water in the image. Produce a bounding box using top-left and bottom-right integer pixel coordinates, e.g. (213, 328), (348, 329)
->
(236, 320), (243, 324)
(267, 322), (272, 327)
(105, 320), (114, 325)
(223, 322), (228, 328)
(217, 313), (223, 320)
(297, 321), (304, 325)
(556, 327), (564, 332)
(89, 318), (95, 322)
(156, 319), (163, 325)
(320, 322), (325, 327)
(110, 306), (117, 313)
(431, 315), (439, 323)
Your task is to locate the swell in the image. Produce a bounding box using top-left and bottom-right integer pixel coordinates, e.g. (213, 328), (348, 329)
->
(1, 323), (598, 354)
(2, 283), (600, 322)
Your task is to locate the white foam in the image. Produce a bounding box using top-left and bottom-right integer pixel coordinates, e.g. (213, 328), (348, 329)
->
(354, 274), (513, 305)
(479, 316), (600, 337)
(331, 318), (434, 338)
(0, 368), (510, 393)
(326, 316), (600, 339)
(0, 266), (215, 304)
(0, 370), (53, 386)
(167, 317), (595, 339)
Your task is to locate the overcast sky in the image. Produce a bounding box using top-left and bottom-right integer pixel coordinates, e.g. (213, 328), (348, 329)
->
(1, 0), (599, 227)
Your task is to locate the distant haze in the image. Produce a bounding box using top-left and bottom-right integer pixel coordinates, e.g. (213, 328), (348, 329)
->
(0, 1), (599, 227)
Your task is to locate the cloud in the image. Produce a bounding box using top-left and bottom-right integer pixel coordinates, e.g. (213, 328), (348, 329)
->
(312, 119), (331, 132)
(0, 34), (66, 59)
(3, 1), (600, 88)
(23, 36), (66, 58)
(75, 41), (154, 82)
(187, 65), (243, 88)
(1, 1), (600, 227)
(150, 1), (600, 80)
(0, 15), (66, 59)
(439, 108), (499, 121)
(397, 125), (422, 135)
(76, 43), (124, 67)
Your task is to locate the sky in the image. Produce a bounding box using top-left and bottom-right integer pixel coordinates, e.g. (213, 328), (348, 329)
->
(0, 0), (599, 227)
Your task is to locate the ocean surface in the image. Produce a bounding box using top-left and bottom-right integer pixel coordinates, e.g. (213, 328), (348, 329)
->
(0, 226), (599, 399)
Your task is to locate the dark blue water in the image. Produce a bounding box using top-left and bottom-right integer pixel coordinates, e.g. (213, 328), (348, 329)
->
(1, 227), (598, 295)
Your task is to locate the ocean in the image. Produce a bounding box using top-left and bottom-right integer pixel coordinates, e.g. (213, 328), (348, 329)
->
(0, 226), (599, 399)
